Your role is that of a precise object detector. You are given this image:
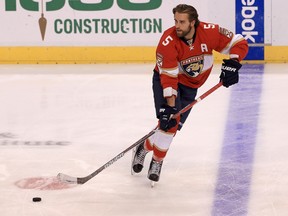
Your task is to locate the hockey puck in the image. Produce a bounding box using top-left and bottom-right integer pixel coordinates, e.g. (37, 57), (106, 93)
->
(32, 197), (41, 202)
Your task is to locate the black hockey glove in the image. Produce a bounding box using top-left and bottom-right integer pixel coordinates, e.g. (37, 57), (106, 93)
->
(220, 59), (242, 88)
(159, 104), (178, 131)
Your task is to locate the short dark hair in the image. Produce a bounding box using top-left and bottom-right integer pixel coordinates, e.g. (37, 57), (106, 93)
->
(173, 4), (200, 27)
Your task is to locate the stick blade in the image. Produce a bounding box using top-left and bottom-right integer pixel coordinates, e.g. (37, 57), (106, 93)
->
(57, 173), (78, 184)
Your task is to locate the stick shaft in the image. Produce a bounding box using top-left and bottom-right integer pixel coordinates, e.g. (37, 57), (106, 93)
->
(173, 82), (222, 118)
(77, 130), (155, 184)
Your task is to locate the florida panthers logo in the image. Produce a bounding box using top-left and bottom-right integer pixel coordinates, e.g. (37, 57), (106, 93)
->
(181, 55), (204, 77)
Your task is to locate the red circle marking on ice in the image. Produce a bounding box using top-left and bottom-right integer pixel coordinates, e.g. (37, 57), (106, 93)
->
(14, 176), (76, 190)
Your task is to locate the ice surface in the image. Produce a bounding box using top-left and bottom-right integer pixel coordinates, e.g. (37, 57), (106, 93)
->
(0, 63), (287, 216)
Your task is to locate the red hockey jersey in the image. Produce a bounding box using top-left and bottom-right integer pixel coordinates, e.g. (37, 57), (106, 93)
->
(154, 22), (248, 98)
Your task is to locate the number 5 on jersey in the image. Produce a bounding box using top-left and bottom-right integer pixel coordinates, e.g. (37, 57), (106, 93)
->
(162, 36), (173, 46)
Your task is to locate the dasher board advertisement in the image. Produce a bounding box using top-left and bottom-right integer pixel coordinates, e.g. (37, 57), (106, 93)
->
(0, 0), (172, 46)
(236, 0), (264, 60)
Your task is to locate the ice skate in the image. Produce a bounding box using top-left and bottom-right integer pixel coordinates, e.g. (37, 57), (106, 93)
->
(131, 141), (148, 174)
(147, 158), (163, 185)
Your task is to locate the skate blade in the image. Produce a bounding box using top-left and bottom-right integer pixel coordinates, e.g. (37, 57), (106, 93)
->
(150, 180), (155, 188)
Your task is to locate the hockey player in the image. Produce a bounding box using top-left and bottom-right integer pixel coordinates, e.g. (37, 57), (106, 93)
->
(132, 4), (248, 183)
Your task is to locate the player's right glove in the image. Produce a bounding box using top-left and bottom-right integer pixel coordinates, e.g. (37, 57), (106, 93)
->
(158, 104), (178, 131)
(220, 59), (242, 88)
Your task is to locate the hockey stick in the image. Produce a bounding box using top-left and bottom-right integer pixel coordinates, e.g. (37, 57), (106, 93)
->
(57, 81), (222, 185)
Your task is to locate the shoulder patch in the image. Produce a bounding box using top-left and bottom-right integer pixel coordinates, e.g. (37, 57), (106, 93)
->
(156, 53), (163, 67)
(219, 27), (233, 39)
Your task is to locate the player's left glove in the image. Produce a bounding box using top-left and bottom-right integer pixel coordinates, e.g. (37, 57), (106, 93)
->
(220, 59), (242, 88)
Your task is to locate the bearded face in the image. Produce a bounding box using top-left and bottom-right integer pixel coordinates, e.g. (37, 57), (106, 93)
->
(174, 12), (195, 39)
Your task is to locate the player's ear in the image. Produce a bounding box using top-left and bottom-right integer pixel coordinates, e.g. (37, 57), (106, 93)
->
(190, 19), (196, 27)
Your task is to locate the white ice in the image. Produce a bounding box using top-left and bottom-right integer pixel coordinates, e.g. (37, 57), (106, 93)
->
(0, 63), (287, 216)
